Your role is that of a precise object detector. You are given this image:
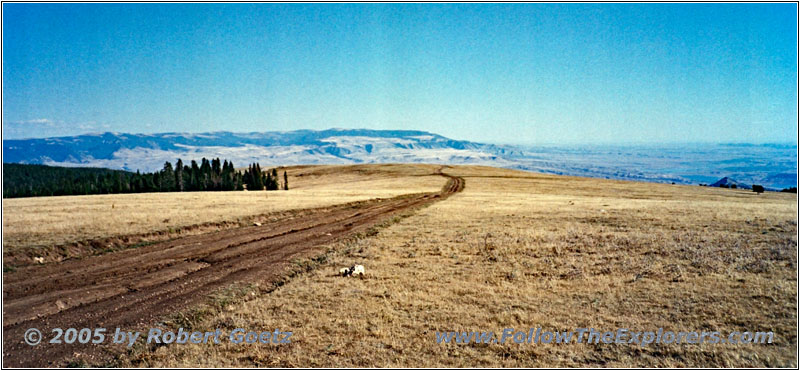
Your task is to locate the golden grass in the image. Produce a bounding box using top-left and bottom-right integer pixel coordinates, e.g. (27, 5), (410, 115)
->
(121, 165), (797, 367)
(2, 164), (445, 252)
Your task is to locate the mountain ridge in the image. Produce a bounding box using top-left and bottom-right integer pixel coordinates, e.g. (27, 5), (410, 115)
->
(2, 129), (520, 172)
(3, 128), (796, 190)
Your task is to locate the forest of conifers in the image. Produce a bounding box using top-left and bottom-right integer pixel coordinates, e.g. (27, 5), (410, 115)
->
(3, 159), (288, 198)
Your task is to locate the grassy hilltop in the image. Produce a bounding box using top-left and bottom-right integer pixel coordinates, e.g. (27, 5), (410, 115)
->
(114, 165), (795, 367)
(3, 164), (796, 367)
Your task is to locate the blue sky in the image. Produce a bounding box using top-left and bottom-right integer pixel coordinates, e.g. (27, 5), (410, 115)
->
(2, 3), (797, 144)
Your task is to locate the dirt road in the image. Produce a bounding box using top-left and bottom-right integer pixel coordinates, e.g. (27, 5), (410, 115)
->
(2, 171), (464, 367)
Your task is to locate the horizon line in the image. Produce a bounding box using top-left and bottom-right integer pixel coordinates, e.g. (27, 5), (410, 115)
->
(2, 128), (797, 147)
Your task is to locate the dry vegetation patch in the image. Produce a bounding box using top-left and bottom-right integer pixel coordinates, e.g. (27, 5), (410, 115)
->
(2, 164), (444, 264)
(122, 166), (797, 367)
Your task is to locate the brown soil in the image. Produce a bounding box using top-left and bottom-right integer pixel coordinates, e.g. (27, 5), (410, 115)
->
(2, 170), (464, 367)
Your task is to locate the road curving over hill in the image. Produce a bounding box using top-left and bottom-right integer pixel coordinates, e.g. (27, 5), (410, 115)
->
(2, 168), (463, 367)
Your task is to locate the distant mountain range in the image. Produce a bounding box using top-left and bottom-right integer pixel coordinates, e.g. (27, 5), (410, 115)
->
(2, 129), (522, 172)
(2, 129), (796, 189)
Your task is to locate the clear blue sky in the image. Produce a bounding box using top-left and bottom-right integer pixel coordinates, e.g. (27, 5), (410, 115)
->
(2, 3), (797, 144)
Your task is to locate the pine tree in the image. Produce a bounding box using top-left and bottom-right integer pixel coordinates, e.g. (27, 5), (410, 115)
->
(150, 172), (159, 192)
(244, 164), (252, 189)
(235, 172), (244, 190)
(114, 173), (127, 193)
(221, 160), (233, 191)
(189, 172), (197, 192)
(200, 158), (211, 191)
(254, 163), (264, 190)
(175, 159), (185, 192)
(212, 158), (221, 175)
(190, 160), (200, 191)
(161, 161), (175, 191)
(284, 171), (289, 190)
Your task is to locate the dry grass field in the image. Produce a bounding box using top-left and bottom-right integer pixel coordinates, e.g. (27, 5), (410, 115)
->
(115, 165), (797, 368)
(2, 164), (444, 265)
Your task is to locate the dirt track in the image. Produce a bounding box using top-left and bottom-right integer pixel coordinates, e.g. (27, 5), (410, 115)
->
(2, 170), (464, 367)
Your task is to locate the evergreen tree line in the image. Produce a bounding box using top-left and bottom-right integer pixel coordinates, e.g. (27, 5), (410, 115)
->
(242, 164), (289, 191)
(3, 160), (289, 198)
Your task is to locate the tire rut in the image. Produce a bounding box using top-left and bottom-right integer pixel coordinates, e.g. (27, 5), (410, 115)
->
(2, 170), (464, 367)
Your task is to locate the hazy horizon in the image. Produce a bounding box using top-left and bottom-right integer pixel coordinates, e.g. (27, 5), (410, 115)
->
(2, 127), (799, 147)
